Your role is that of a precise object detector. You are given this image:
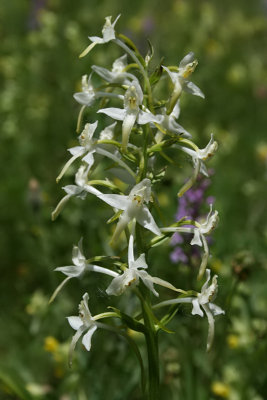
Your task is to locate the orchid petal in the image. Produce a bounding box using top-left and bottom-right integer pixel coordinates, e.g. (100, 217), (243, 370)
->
(82, 325), (98, 351)
(55, 265), (84, 277)
(184, 81), (205, 98)
(98, 107), (126, 121)
(97, 193), (130, 210)
(191, 298), (204, 317)
(136, 206), (161, 236)
(67, 316), (83, 331)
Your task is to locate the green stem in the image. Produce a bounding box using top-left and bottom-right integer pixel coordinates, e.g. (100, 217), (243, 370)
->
(139, 287), (160, 400)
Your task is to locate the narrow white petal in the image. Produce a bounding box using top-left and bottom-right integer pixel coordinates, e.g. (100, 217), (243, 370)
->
(55, 265), (84, 277)
(202, 304), (215, 351)
(137, 110), (161, 125)
(190, 229), (202, 246)
(98, 107), (126, 121)
(128, 232), (135, 264)
(73, 92), (95, 106)
(68, 326), (85, 366)
(191, 298), (204, 317)
(184, 81), (205, 98)
(132, 253), (148, 270)
(97, 194), (130, 210)
(136, 206), (161, 236)
(209, 303), (225, 316)
(82, 325), (98, 351)
(67, 316), (83, 331)
(122, 112), (137, 149)
(138, 271), (159, 297)
(91, 65), (113, 81)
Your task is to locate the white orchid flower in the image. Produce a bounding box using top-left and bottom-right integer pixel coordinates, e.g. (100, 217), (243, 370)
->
(161, 205), (219, 278)
(50, 239), (118, 302)
(107, 232), (179, 297)
(155, 102), (191, 142)
(97, 178), (161, 244)
(98, 81), (161, 150)
(163, 52), (204, 112)
(190, 205), (219, 278)
(52, 165), (102, 221)
(92, 55), (136, 85)
(154, 269), (224, 351)
(80, 15), (120, 58)
(73, 74), (124, 107)
(178, 134), (218, 197)
(56, 121), (135, 182)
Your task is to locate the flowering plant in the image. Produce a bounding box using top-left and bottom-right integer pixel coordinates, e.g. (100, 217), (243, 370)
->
(51, 15), (223, 399)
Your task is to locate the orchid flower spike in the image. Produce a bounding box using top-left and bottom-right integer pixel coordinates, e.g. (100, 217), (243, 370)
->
(98, 80), (161, 151)
(106, 232), (179, 296)
(50, 239), (118, 303)
(80, 15), (121, 58)
(153, 269), (224, 351)
(92, 54), (136, 85)
(97, 178), (161, 244)
(178, 134), (218, 197)
(163, 52), (204, 113)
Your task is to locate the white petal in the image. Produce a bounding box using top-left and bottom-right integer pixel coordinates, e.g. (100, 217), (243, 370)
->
(55, 265), (84, 277)
(136, 206), (161, 236)
(138, 270), (159, 297)
(67, 316), (83, 331)
(98, 107), (126, 121)
(82, 151), (95, 168)
(191, 298), (204, 317)
(88, 35), (105, 43)
(63, 185), (83, 196)
(190, 229), (202, 246)
(91, 65), (113, 81)
(122, 112), (137, 149)
(179, 52), (195, 67)
(131, 253), (148, 270)
(162, 66), (177, 85)
(106, 270), (136, 296)
(137, 110), (161, 125)
(68, 146), (85, 156)
(74, 92), (95, 106)
(184, 81), (205, 98)
(97, 194), (130, 210)
(82, 325), (97, 351)
(209, 303), (225, 316)
(171, 101), (181, 119)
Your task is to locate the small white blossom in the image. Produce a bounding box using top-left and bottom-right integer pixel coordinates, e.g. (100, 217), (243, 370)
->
(80, 15), (120, 58)
(52, 165), (101, 221)
(67, 293), (98, 365)
(163, 52), (204, 111)
(178, 134), (218, 197)
(153, 269), (224, 351)
(107, 232), (180, 296)
(56, 121), (134, 182)
(97, 178), (161, 243)
(92, 55), (136, 85)
(73, 74), (124, 107)
(155, 102), (191, 141)
(98, 81), (161, 150)
(191, 205), (219, 278)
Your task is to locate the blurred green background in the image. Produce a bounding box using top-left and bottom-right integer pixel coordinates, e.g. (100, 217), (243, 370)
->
(1, 0), (267, 399)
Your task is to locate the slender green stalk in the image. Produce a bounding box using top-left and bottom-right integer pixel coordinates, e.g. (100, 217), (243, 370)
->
(139, 286), (160, 400)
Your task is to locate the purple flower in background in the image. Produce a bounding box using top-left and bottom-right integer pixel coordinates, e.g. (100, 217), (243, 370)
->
(28, 0), (47, 30)
(170, 174), (215, 265)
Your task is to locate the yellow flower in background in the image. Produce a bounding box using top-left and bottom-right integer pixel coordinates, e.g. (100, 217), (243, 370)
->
(44, 336), (59, 353)
(211, 381), (230, 398)
(256, 142), (267, 162)
(227, 334), (239, 349)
